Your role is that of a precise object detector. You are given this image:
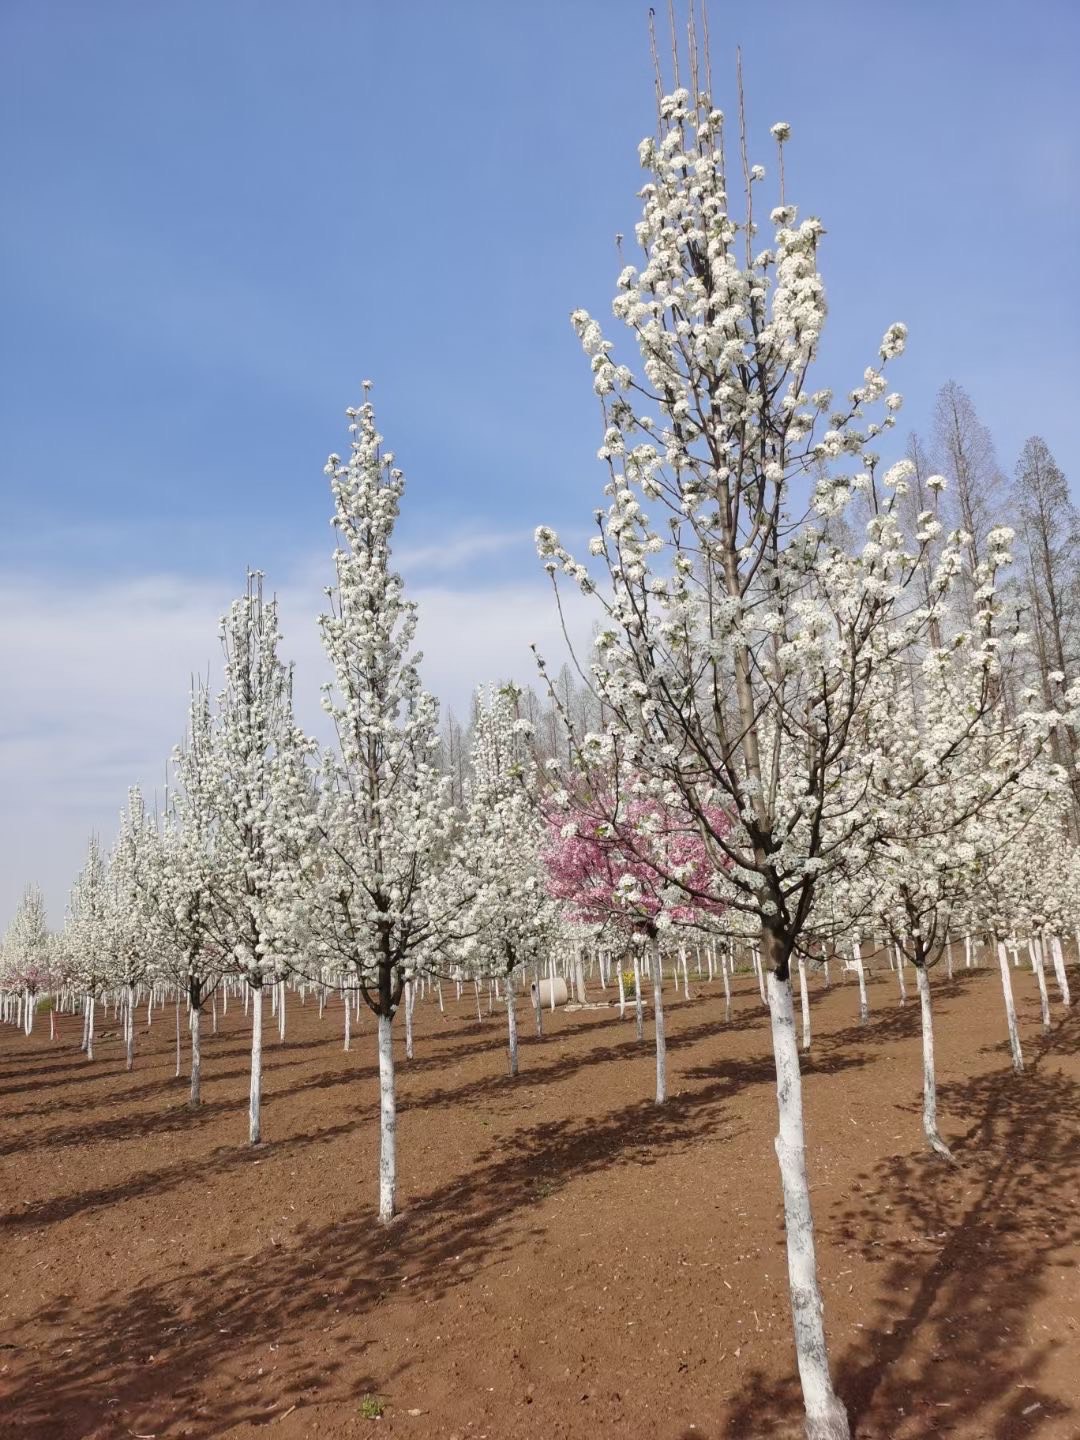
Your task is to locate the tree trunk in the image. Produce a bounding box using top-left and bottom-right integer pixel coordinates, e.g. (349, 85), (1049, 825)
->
(378, 1013), (397, 1224)
(189, 1003), (202, 1107)
(617, 962), (626, 1019)
(249, 980), (263, 1144)
(653, 944), (667, 1104)
(174, 996), (181, 1077)
(632, 949), (644, 1043)
(574, 947), (587, 1004)
(405, 978), (415, 1060)
(894, 945), (907, 1007)
(996, 940), (1023, 1074)
(915, 965), (952, 1160)
(343, 988), (351, 1051)
(798, 955), (811, 1052)
(765, 967), (850, 1440)
(86, 996), (95, 1061)
(722, 952), (732, 1019)
(506, 970), (519, 1077)
(852, 942), (869, 1024)
(126, 982), (136, 1071)
(1048, 934), (1071, 1007)
(1032, 937), (1052, 1032)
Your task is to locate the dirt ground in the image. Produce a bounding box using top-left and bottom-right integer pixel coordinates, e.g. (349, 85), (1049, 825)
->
(0, 959), (1077, 1440)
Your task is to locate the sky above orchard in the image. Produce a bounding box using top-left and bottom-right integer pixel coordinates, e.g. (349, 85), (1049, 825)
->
(1, 0), (1078, 920)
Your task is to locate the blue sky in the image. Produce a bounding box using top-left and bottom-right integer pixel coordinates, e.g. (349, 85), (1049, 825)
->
(2, 0), (1078, 920)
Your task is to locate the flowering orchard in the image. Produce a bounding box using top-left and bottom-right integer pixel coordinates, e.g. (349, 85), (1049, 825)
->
(3, 33), (1079, 1440)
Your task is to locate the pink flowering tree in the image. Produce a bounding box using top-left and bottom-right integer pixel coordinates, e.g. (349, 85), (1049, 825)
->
(544, 786), (727, 1102)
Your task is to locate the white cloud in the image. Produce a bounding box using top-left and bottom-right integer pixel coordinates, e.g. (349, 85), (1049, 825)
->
(0, 564), (593, 925)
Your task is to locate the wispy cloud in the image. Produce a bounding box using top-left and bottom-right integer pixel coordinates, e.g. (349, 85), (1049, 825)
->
(0, 563), (592, 924)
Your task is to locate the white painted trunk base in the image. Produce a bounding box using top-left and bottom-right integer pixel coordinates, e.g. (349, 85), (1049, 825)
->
(378, 1013), (397, 1224)
(766, 971), (850, 1440)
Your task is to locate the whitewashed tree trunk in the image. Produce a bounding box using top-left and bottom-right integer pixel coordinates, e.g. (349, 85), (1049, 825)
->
(506, 970), (519, 1077)
(49, 1008), (55, 1041)
(617, 963), (626, 1019)
(632, 949), (644, 1042)
(798, 955), (811, 1052)
(174, 997), (181, 1077)
(755, 947), (768, 1007)
(1032, 937), (1052, 1032)
(86, 996), (95, 1061)
(1048, 934), (1071, 1007)
(964, 934), (972, 969)
(852, 942), (869, 1024)
(653, 944), (667, 1104)
(211, 990), (218, 1035)
(765, 969), (850, 1440)
(722, 954), (732, 1019)
(278, 979), (286, 1042)
(189, 1003), (202, 1107)
(915, 965), (952, 1160)
(945, 934), (954, 979)
(574, 947), (586, 1004)
(405, 978), (415, 1060)
(343, 989), (351, 1051)
(378, 1013), (397, 1224)
(249, 980), (263, 1144)
(894, 945), (907, 1007)
(126, 983), (136, 1070)
(996, 940), (1023, 1074)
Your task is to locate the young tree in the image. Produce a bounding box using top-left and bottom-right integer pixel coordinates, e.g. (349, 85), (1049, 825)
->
(65, 838), (111, 1060)
(294, 390), (466, 1223)
(533, 59), (985, 1437)
(544, 774), (723, 1102)
(1, 884), (52, 1035)
(156, 689), (226, 1106)
(105, 789), (156, 1071)
(205, 573), (315, 1144)
(460, 684), (557, 1076)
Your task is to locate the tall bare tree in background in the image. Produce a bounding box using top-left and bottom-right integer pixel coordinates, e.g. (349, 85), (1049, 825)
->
(933, 380), (1006, 622)
(1013, 435), (1080, 828)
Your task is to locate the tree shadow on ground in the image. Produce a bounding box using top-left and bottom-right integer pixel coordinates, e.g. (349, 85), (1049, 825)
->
(722, 1008), (1080, 1439)
(2, 1043), (868, 1437)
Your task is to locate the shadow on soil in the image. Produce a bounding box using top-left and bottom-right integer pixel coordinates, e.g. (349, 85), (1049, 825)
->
(722, 1009), (1080, 1440)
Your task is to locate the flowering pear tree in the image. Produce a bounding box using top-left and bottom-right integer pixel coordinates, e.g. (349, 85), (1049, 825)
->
(156, 688), (227, 1106)
(1, 884), (52, 1035)
(533, 56), (984, 1436)
(101, 788), (160, 1071)
(65, 838), (112, 1060)
(861, 525), (1053, 1155)
(205, 573), (315, 1144)
(459, 684), (558, 1076)
(294, 392), (467, 1223)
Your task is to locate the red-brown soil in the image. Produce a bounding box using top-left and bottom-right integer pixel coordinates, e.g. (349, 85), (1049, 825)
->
(1, 961), (1078, 1440)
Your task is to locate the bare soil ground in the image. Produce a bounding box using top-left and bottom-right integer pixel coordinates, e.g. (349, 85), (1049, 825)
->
(0, 962), (1077, 1440)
